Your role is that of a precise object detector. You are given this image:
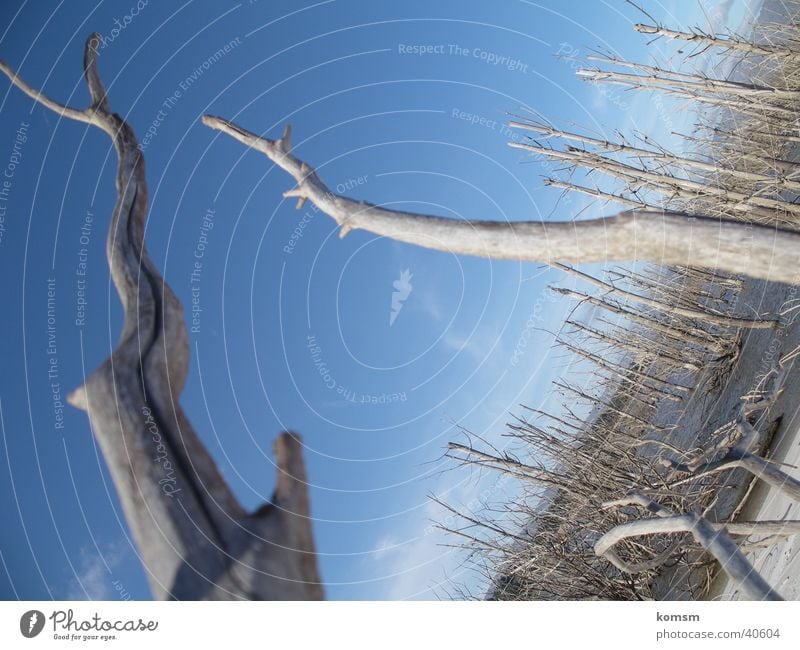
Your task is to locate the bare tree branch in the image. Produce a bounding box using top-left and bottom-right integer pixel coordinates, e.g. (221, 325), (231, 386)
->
(598, 493), (784, 600)
(202, 115), (800, 288)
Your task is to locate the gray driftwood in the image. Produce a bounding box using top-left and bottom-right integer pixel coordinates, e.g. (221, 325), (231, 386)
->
(599, 348), (800, 601)
(598, 493), (785, 601)
(201, 114), (800, 289)
(0, 34), (323, 600)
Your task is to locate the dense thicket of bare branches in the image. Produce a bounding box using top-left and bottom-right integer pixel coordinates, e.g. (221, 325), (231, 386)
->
(440, 10), (800, 601)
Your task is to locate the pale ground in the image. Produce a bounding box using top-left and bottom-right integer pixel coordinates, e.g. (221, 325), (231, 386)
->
(707, 0), (800, 600)
(643, 277), (800, 600)
(703, 278), (800, 601)
(706, 412), (800, 600)
(694, 276), (800, 601)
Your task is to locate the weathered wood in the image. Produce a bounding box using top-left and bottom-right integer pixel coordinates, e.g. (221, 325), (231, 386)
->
(634, 23), (800, 60)
(511, 140), (799, 217)
(551, 287), (727, 351)
(598, 493), (784, 600)
(553, 264), (778, 330)
(0, 34), (323, 600)
(202, 114), (800, 288)
(510, 119), (800, 191)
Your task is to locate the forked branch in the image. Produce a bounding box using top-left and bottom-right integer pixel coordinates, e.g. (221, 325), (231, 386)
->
(598, 493), (785, 600)
(1, 34), (322, 600)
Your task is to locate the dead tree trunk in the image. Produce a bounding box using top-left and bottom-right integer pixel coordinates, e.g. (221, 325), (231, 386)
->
(0, 35), (323, 600)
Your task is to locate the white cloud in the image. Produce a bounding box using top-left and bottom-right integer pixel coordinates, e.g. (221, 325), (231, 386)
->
(369, 494), (466, 600)
(440, 329), (488, 365)
(66, 541), (128, 600)
(703, 0), (737, 32)
(366, 443), (524, 600)
(409, 284), (446, 324)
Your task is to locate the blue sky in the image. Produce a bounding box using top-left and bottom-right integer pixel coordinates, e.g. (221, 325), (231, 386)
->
(0, 0), (759, 600)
